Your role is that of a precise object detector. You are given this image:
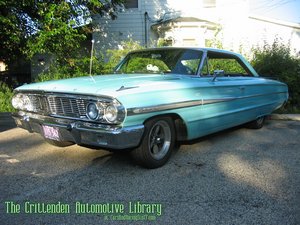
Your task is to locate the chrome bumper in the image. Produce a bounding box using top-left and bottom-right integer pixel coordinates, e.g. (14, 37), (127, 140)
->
(12, 112), (144, 150)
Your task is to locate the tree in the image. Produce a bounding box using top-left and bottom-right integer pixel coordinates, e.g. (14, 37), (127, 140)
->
(0, 0), (122, 68)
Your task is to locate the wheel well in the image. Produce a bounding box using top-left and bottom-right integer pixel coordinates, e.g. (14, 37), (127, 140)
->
(144, 114), (188, 141)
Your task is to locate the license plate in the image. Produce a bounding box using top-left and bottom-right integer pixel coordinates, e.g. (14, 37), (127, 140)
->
(42, 125), (60, 141)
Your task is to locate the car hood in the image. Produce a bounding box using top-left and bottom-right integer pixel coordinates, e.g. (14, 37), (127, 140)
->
(15, 74), (183, 97)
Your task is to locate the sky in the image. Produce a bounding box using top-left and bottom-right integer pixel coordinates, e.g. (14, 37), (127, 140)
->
(250, 0), (300, 23)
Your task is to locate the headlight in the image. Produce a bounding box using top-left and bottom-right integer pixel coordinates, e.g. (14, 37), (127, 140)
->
(12, 93), (23, 109)
(86, 103), (98, 120)
(104, 105), (118, 123)
(12, 93), (33, 111)
(86, 102), (103, 120)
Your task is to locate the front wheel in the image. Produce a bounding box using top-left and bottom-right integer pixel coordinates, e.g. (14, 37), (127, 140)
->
(131, 117), (175, 169)
(245, 116), (266, 129)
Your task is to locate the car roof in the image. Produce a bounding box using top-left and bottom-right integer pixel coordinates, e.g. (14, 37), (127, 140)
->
(129, 47), (241, 57)
(124, 47), (259, 77)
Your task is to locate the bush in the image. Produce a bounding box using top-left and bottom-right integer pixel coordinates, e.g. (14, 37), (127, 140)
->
(102, 39), (143, 73)
(0, 82), (14, 112)
(251, 40), (300, 113)
(35, 40), (142, 82)
(35, 55), (105, 82)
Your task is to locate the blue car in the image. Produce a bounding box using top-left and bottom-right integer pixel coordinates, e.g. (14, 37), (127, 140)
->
(12, 48), (288, 168)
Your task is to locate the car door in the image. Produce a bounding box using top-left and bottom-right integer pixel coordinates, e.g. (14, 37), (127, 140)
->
(194, 51), (254, 135)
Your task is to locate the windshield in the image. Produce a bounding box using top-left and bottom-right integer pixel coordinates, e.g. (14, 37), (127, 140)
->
(115, 49), (203, 75)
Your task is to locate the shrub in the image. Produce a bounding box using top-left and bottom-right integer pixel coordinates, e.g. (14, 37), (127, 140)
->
(0, 82), (14, 112)
(35, 40), (142, 82)
(35, 55), (104, 82)
(251, 40), (300, 113)
(102, 40), (143, 73)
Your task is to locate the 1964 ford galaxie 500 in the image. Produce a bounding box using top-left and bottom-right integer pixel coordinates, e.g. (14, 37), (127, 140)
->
(12, 48), (288, 168)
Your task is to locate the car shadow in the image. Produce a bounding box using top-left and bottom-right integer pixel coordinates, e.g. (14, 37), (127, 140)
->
(0, 112), (16, 132)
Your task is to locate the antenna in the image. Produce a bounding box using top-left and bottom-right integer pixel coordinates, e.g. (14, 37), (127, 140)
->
(89, 39), (94, 75)
(89, 39), (95, 82)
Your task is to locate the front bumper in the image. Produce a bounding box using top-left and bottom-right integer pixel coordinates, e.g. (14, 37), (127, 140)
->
(12, 112), (144, 150)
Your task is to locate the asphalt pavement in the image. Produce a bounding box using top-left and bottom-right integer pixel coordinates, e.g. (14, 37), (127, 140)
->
(0, 113), (299, 225)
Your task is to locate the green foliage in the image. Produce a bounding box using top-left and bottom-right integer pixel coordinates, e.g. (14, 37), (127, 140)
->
(35, 40), (142, 82)
(203, 58), (247, 75)
(26, 2), (86, 65)
(35, 55), (105, 82)
(0, 1), (30, 66)
(157, 38), (172, 47)
(205, 27), (224, 49)
(205, 38), (224, 49)
(0, 82), (14, 112)
(251, 40), (300, 112)
(103, 40), (143, 73)
(124, 58), (169, 73)
(1, 0), (122, 68)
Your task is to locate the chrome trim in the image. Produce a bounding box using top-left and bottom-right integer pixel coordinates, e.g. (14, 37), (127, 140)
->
(239, 91), (287, 100)
(47, 95), (88, 118)
(14, 91), (114, 102)
(127, 98), (232, 115)
(198, 50), (207, 76)
(127, 91), (287, 115)
(12, 112), (144, 150)
(12, 92), (126, 124)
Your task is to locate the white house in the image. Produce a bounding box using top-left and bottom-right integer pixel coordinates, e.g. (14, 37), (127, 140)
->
(93, 0), (300, 57)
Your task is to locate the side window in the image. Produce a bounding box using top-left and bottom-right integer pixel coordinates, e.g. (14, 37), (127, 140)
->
(202, 56), (248, 76)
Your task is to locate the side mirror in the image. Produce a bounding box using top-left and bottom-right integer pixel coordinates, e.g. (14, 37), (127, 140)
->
(212, 70), (224, 82)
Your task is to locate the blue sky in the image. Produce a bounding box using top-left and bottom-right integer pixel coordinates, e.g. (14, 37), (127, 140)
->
(250, 0), (300, 23)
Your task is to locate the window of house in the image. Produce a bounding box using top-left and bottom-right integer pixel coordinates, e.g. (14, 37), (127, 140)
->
(203, 0), (216, 8)
(124, 0), (138, 9)
(183, 39), (197, 46)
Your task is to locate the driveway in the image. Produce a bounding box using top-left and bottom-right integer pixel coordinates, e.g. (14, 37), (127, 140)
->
(0, 114), (299, 225)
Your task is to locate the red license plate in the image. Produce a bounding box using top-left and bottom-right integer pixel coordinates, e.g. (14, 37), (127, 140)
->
(42, 125), (60, 141)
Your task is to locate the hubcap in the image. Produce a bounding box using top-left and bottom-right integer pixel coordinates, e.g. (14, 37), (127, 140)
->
(148, 120), (171, 160)
(257, 116), (264, 124)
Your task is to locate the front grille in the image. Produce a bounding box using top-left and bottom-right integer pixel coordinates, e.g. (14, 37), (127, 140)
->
(47, 96), (88, 118)
(28, 94), (90, 119)
(28, 95), (49, 112)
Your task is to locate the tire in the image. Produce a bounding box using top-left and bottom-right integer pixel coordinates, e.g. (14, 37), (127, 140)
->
(245, 116), (265, 129)
(131, 117), (175, 169)
(45, 139), (74, 147)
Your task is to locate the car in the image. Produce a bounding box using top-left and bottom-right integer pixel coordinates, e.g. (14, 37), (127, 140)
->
(11, 47), (288, 168)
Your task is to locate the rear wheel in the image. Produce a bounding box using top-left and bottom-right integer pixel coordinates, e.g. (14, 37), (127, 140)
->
(131, 117), (175, 169)
(246, 116), (265, 129)
(45, 139), (74, 147)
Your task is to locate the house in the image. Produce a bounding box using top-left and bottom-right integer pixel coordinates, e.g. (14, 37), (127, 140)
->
(93, 0), (300, 56)
(0, 61), (6, 72)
